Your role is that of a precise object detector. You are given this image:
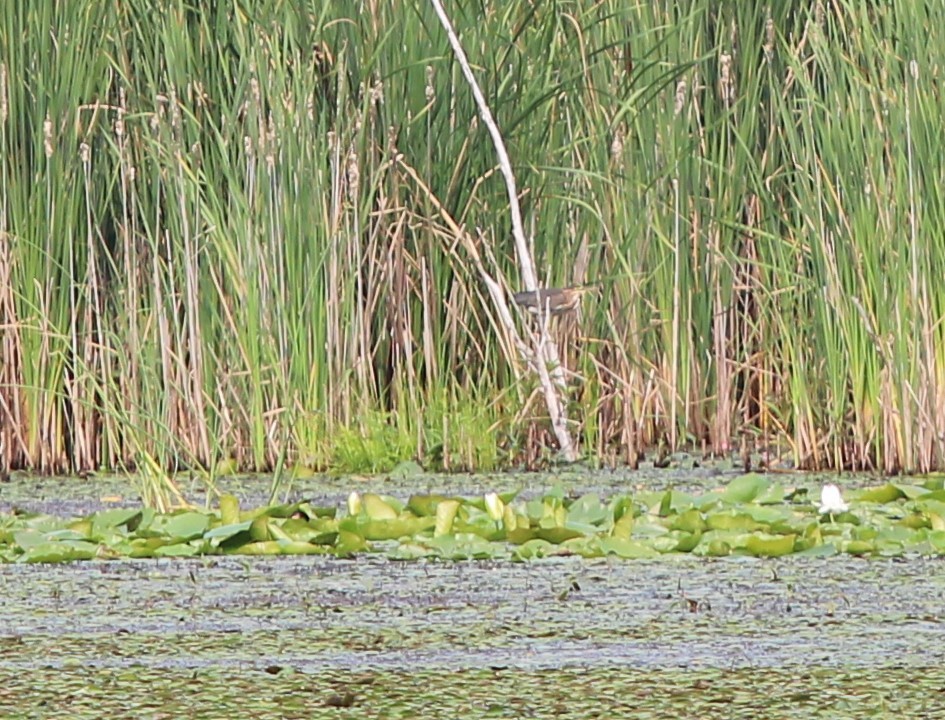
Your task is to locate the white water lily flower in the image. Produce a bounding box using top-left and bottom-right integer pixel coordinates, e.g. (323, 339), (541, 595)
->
(347, 491), (362, 516)
(484, 492), (505, 521)
(818, 483), (848, 514)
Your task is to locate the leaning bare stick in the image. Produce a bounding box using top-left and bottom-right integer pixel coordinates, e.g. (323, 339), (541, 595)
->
(428, 0), (577, 461)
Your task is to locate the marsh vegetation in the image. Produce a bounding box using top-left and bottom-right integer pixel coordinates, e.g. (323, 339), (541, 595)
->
(2, 1), (945, 479)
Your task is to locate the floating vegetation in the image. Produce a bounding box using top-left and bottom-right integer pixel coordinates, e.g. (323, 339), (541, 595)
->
(3, 476), (945, 564)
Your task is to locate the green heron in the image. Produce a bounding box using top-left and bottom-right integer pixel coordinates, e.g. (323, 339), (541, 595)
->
(512, 285), (598, 316)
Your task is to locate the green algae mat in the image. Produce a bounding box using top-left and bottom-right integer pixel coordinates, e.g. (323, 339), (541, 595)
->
(3, 665), (943, 718)
(2, 553), (944, 718)
(3, 474), (945, 563)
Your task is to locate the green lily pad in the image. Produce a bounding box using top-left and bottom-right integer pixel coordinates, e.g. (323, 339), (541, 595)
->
(219, 494), (241, 525)
(91, 509), (142, 534)
(154, 542), (201, 558)
(705, 511), (762, 532)
(434, 499), (461, 537)
(20, 540), (101, 563)
(857, 484), (903, 504)
(149, 512), (211, 542)
(721, 474), (769, 503)
(743, 533), (797, 557)
(567, 494), (609, 526)
(536, 526), (585, 544)
(671, 508), (705, 534)
(362, 493), (399, 520)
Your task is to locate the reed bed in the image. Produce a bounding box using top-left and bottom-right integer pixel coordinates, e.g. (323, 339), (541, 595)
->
(2, 0), (944, 476)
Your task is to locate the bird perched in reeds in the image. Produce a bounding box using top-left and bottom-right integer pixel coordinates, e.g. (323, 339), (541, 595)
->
(512, 284), (598, 316)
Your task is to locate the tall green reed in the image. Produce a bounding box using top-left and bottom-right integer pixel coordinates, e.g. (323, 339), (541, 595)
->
(2, 0), (945, 478)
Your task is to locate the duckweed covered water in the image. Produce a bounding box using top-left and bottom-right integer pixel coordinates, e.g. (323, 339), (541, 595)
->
(2, 554), (945, 717)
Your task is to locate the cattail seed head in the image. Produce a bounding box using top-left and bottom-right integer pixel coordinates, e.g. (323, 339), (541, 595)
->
(719, 53), (734, 106)
(674, 79), (688, 115)
(44, 116), (53, 158)
(0, 64), (7, 124)
(764, 10), (775, 63)
(610, 125), (624, 159)
(425, 65), (435, 103)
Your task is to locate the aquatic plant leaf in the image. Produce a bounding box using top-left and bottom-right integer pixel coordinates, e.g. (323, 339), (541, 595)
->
(10, 475), (945, 563)
(567, 494), (608, 526)
(150, 512), (211, 542)
(249, 516), (273, 542)
(388, 542), (437, 560)
(929, 530), (945, 552)
(876, 526), (920, 544)
(267, 521), (295, 543)
(740, 505), (793, 524)
(452, 512), (504, 542)
(671, 531), (701, 553)
(204, 521), (253, 545)
(919, 490), (945, 503)
(46, 529), (91, 542)
(13, 529), (45, 550)
(506, 527), (538, 544)
(564, 519), (604, 536)
(424, 533), (501, 560)
(20, 540), (100, 563)
(22, 514), (65, 533)
(127, 537), (169, 558)
(721, 474), (769, 503)
(91, 509), (142, 533)
(295, 502), (336, 520)
(536, 526), (584, 544)
(743, 534), (797, 557)
(257, 501), (311, 519)
(512, 539), (556, 560)
(219, 495), (240, 525)
(699, 538), (732, 557)
(856, 484), (903, 503)
(153, 542), (201, 557)
(657, 490), (673, 517)
(280, 518), (338, 545)
(484, 493), (505, 521)
(335, 530), (369, 555)
(362, 494), (399, 520)
(225, 540), (280, 556)
(502, 505), (522, 532)
(794, 542), (838, 556)
(632, 521), (670, 538)
(756, 483), (786, 504)
(843, 539), (875, 555)
(913, 499), (945, 519)
(344, 516), (435, 541)
(891, 484), (929, 499)
(434, 499), (461, 537)
(705, 511), (762, 532)
(407, 494), (452, 517)
(611, 511), (634, 540)
(671, 509), (705, 534)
